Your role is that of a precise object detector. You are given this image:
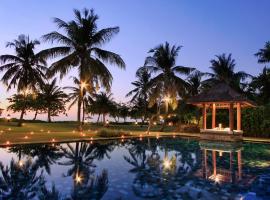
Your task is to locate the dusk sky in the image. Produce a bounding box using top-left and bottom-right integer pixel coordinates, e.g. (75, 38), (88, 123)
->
(0, 0), (269, 121)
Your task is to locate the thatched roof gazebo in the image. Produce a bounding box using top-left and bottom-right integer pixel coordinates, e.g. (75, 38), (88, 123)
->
(187, 83), (256, 141)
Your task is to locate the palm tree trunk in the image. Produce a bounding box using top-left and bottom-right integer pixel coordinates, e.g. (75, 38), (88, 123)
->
(33, 110), (38, 120)
(103, 113), (106, 126)
(77, 98), (82, 131)
(18, 107), (25, 127)
(82, 99), (85, 125)
(97, 113), (101, 123)
(48, 108), (52, 122)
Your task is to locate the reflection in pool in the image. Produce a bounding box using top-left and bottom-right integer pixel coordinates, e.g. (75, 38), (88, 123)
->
(0, 137), (269, 199)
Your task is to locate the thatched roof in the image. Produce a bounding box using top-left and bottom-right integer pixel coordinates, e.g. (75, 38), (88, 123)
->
(187, 83), (256, 108)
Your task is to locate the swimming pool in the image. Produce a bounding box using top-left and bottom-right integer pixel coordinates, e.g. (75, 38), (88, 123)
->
(0, 137), (269, 199)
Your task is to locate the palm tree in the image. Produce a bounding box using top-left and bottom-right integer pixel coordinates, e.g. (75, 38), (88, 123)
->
(204, 53), (251, 91)
(42, 8), (125, 128)
(143, 42), (194, 131)
(126, 67), (151, 102)
(40, 78), (67, 122)
(250, 67), (270, 104)
(187, 71), (206, 97)
(126, 68), (151, 122)
(0, 35), (49, 126)
(255, 41), (270, 63)
(88, 92), (115, 125)
(144, 42), (194, 111)
(65, 77), (93, 126)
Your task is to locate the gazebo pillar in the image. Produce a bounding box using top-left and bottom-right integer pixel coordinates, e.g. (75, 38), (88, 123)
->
(212, 103), (216, 129)
(237, 103), (241, 131)
(229, 103), (234, 131)
(202, 104), (207, 129)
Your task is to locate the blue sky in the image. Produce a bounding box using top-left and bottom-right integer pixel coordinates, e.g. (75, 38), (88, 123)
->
(0, 0), (269, 120)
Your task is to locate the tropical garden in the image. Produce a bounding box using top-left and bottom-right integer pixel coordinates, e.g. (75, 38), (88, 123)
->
(0, 8), (269, 142)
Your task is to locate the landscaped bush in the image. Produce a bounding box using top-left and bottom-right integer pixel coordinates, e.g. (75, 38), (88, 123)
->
(242, 105), (270, 138)
(96, 128), (131, 138)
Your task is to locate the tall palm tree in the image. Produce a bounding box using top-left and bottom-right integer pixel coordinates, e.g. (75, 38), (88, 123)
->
(126, 68), (151, 122)
(144, 42), (194, 111)
(40, 78), (67, 122)
(42, 8), (125, 128)
(65, 77), (93, 126)
(0, 35), (49, 126)
(204, 53), (251, 91)
(255, 41), (270, 63)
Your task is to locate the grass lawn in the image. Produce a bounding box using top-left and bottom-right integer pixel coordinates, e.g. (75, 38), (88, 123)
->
(0, 121), (269, 146)
(0, 121), (177, 145)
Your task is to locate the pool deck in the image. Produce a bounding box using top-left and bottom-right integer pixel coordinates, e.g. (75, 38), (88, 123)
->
(0, 131), (269, 147)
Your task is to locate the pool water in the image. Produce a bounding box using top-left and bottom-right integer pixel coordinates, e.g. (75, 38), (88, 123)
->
(0, 137), (269, 200)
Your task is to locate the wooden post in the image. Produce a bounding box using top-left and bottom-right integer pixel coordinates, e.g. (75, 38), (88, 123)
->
(229, 103), (234, 131)
(237, 103), (241, 131)
(237, 151), (242, 180)
(212, 151), (216, 176)
(212, 103), (216, 129)
(202, 104), (207, 129)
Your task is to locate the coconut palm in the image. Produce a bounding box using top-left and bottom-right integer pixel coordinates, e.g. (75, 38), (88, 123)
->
(64, 77), (94, 126)
(42, 8), (125, 128)
(250, 66), (270, 104)
(126, 68), (152, 122)
(255, 41), (270, 63)
(126, 67), (151, 102)
(186, 70), (206, 96)
(144, 42), (194, 111)
(40, 78), (67, 122)
(88, 92), (115, 125)
(204, 53), (251, 91)
(0, 35), (49, 126)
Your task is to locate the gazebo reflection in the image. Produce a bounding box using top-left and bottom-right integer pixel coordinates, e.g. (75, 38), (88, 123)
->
(197, 140), (243, 184)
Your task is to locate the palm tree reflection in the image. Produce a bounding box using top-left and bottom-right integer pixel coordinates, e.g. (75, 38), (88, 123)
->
(60, 141), (111, 199)
(9, 144), (63, 175)
(124, 138), (200, 199)
(0, 159), (44, 199)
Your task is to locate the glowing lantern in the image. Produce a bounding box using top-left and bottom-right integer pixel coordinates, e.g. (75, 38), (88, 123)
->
(19, 161), (23, 167)
(75, 173), (82, 184)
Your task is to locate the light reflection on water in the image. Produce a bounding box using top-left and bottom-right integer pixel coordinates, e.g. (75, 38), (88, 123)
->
(0, 137), (269, 200)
